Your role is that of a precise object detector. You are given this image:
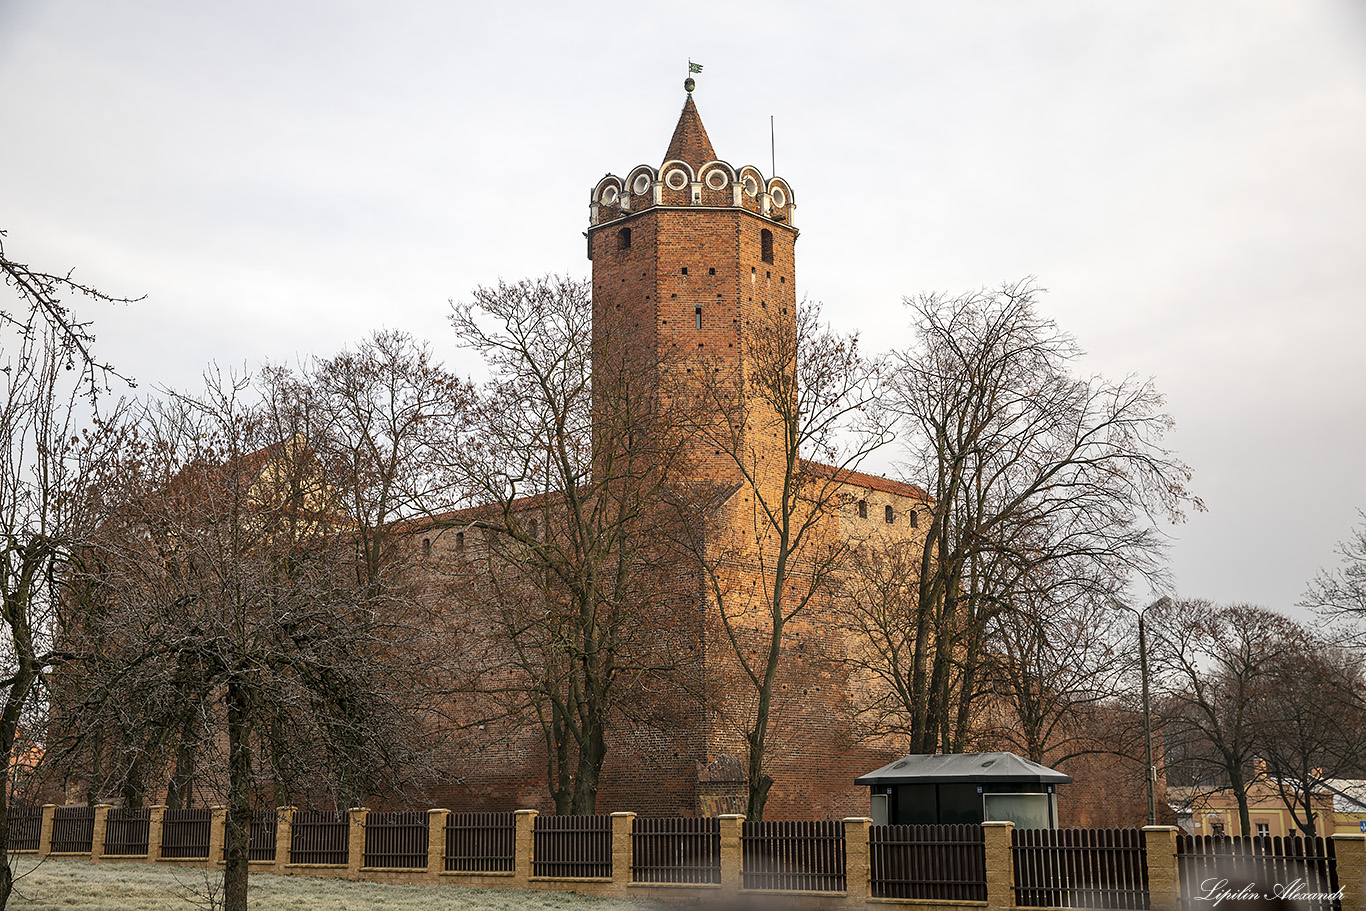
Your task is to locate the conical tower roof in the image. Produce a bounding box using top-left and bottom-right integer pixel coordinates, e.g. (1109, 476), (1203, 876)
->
(663, 95), (717, 170)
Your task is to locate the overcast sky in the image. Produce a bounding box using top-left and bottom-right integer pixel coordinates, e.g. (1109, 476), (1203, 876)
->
(2, 0), (1364, 618)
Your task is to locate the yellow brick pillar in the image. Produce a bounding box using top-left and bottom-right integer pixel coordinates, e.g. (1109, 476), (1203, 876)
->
(273, 806), (295, 873)
(207, 806), (227, 868)
(147, 805), (167, 863)
(611, 811), (636, 892)
(347, 808), (369, 880)
(1333, 834), (1366, 911)
(512, 809), (538, 887)
(37, 804), (56, 858)
(1143, 826), (1181, 911)
(427, 809), (449, 882)
(719, 814), (745, 893)
(843, 817), (872, 901)
(91, 804), (112, 863)
(982, 820), (1016, 911)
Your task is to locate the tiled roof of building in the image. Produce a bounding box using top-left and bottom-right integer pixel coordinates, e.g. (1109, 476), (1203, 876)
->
(802, 460), (930, 502)
(663, 95), (717, 170)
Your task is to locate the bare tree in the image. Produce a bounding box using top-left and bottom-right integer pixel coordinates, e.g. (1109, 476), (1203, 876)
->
(981, 589), (1134, 765)
(1251, 636), (1366, 837)
(677, 300), (886, 820)
(448, 276), (698, 814)
(1303, 511), (1366, 646)
(1148, 600), (1303, 836)
(76, 370), (430, 911)
(0, 234), (133, 911)
(884, 281), (1199, 753)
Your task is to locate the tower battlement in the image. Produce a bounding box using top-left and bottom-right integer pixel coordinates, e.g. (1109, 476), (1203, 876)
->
(589, 160), (796, 228)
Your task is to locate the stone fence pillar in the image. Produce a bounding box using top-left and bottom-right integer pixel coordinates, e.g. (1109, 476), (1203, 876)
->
(843, 817), (872, 900)
(611, 811), (636, 892)
(512, 809), (538, 887)
(1143, 825), (1181, 911)
(719, 814), (745, 893)
(273, 806), (295, 873)
(91, 804), (112, 863)
(427, 809), (449, 881)
(37, 804), (56, 858)
(346, 807), (368, 879)
(147, 805), (167, 862)
(982, 820), (1015, 911)
(1334, 834), (1366, 911)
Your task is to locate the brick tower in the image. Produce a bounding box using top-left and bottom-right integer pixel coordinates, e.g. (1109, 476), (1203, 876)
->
(586, 90), (799, 488)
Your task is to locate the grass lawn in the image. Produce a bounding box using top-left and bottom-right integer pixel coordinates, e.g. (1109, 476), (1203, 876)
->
(7, 857), (667, 910)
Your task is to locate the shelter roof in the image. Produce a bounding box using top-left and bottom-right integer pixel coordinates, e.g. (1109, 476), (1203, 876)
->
(856, 752), (1073, 786)
(802, 460), (930, 502)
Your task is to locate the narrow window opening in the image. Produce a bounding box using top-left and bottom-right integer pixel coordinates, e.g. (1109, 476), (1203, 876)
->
(761, 229), (774, 264)
(681, 266), (688, 275)
(528, 518), (538, 539)
(456, 531), (465, 551)
(422, 537), (432, 556)
(618, 227), (631, 250)
(909, 509), (919, 528)
(695, 307), (702, 330)
(885, 505), (895, 524)
(858, 500), (867, 519)
(708, 267), (716, 275)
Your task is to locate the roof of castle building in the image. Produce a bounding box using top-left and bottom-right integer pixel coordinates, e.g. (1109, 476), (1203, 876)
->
(663, 95), (717, 170)
(802, 460), (930, 502)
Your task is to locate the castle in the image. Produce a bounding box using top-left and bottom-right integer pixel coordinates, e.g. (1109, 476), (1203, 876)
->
(428, 87), (931, 819)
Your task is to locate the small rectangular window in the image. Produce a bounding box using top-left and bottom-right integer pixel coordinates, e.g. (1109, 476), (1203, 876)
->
(456, 531), (465, 551)
(909, 509), (919, 528)
(885, 505), (894, 524)
(858, 500), (867, 519)
(681, 267), (688, 275)
(708, 267), (715, 275)
(695, 306), (702, 330)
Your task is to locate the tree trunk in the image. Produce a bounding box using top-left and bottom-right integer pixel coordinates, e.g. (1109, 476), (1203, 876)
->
(223, 679), (254, 911)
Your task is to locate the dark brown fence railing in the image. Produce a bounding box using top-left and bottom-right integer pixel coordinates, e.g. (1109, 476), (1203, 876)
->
(1178, 834), (1340, 911)
(6, 806), (42, 851)
(161, 808), (211, 859)
(445, 812), (515, 873)
(533, 814), (612, 879)
(741, 819), (846, 892)
(250, 810), (278, 862)
(632, 816), (721, 884)
(870, 823), (986, 901)
(51, 806), (95, 853)
(363, 810), (429, 869)
(104, 807), (151, 856)
(1013, 827), (1149, 910)
(289, 810), (349, 865)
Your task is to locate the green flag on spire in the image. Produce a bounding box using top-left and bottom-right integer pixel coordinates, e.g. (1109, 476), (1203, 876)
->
(689, 61), (703, 74)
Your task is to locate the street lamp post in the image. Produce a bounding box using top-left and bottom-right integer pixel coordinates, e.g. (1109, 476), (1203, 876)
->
(1121, 595), (1171, 828)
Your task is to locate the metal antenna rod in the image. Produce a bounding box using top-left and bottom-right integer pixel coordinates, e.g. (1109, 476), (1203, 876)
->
(770, 115), (776, 176)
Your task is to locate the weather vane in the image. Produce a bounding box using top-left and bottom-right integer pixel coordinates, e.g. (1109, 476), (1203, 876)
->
(685, 60), (703, 93)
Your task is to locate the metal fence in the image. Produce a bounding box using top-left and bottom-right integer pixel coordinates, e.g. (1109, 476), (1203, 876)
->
(289, 810), (349, 865)
(632, 816), (721, 885)
(870, 823), (986, 901)
(741, 819), (846, 892)
(445, 811), (515, 873)
(1178, 834), (1339, 911)
(50, 806), (95, 853)
(363, 810), (429, 869)
(161, 808), (211, 859)
(1013, 827), (1149, 910)
(250, 810), (278, 862)
(533, 814), (612, 879)
(104, 807), (151, 856)
(6, 806), (42, 851)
